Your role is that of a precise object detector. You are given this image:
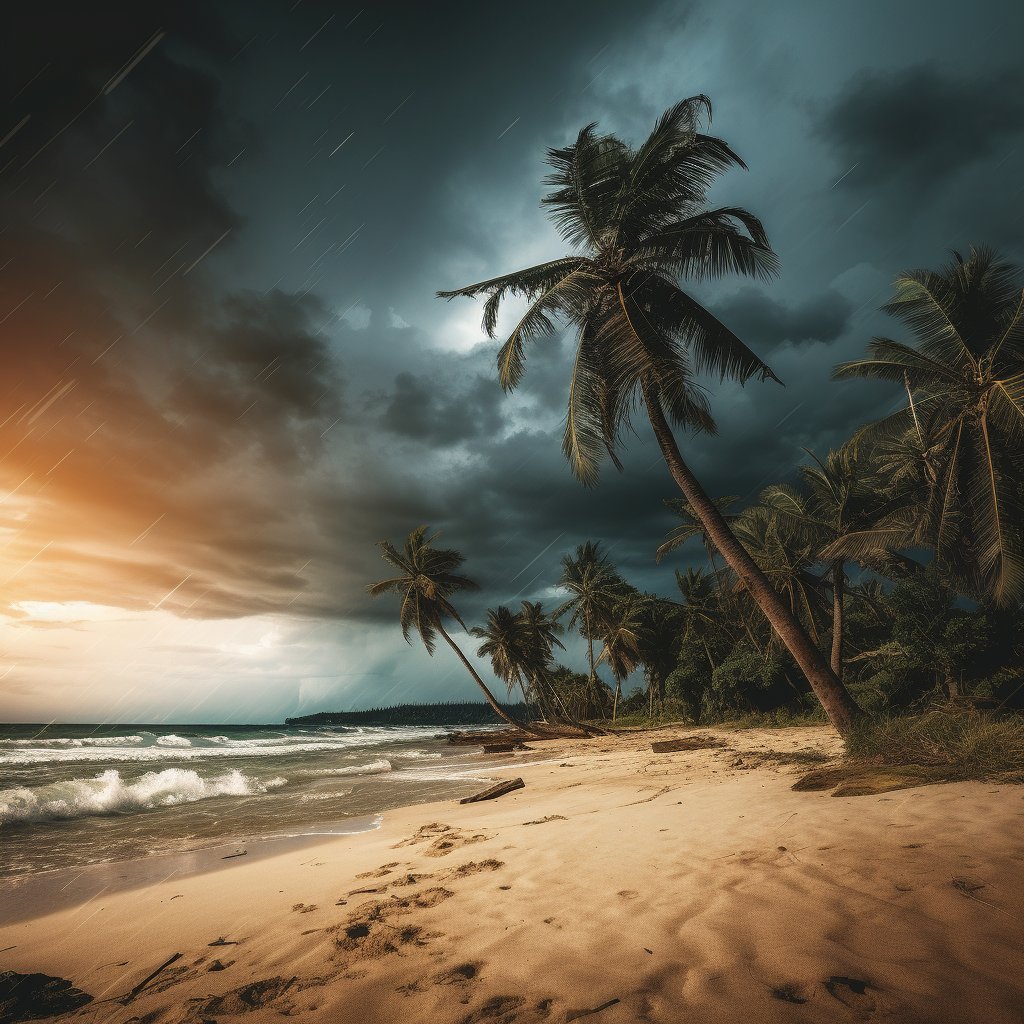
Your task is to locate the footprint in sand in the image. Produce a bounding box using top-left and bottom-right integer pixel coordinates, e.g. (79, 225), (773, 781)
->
(391, 823), (494, 857)
(356, 861), (400, 878)
(617, 889), (640, 900)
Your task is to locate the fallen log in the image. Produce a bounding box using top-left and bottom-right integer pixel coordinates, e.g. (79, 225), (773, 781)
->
(651, 736), (724, 753)
(459, 778), (525, 804)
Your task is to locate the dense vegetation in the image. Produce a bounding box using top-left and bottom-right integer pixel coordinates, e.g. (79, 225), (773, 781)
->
(285, 702), (531, 727)
(368, 99), (1024, 747)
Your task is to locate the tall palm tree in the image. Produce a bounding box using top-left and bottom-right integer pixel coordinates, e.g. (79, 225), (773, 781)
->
(367, 526), (540, 734)
(517, 600), (568, 719)
(833, 246), (1024, 607)
(438, 97), (862, 735)
(471, 605), (533, 704)
(553, 541), (625, 706)
(597, 593), (646, 721)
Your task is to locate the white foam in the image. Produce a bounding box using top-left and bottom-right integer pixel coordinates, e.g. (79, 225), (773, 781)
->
(299, 759), (392, 778)
(0, 768), (268, 826)
(155, 734), (193, 747)
(0, 726), (448, 767)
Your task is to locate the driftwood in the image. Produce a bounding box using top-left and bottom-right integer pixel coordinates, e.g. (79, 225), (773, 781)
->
(121, 953), (182, 1004)
(207, 938), (238, 947)
(459, 778), (525, 804)
(566, 998), (620, 1021)
(221, 850), (247, 859)
(651, 736), (724, 753)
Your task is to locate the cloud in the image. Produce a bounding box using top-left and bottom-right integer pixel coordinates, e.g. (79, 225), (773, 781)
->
(814, 64), (1024, 193)
(711, 286), (854, 348)
(380, 372), (506, 445)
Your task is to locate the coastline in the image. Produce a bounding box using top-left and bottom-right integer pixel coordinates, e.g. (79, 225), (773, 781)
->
(1, 724), (1021, 1023)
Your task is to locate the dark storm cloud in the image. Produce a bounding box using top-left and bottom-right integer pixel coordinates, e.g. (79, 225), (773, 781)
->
(814, 64), (1024, 193)
(380, 371), (505, 445)
(711, 287), (854, 348)
(0, 2), (346, 618)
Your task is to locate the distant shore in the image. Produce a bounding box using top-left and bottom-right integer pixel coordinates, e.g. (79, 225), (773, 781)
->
(2, 724), (1021, 1023)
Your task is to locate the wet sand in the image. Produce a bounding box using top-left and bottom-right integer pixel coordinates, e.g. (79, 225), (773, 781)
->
(1, 724), (1021, 1023)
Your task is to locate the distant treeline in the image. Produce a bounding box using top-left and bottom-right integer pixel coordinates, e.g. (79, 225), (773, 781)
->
(285, 701), (531, 727)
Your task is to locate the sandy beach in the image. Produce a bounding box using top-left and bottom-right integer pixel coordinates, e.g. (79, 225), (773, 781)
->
(2, 724), (1022, 1024)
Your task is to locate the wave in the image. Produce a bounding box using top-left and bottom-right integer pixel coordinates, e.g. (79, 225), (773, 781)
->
(0, 726), (447, 766)
(0, 768), (272, 826)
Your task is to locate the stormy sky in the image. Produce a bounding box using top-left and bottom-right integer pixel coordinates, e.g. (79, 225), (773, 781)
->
(2, 0), (1023, 723)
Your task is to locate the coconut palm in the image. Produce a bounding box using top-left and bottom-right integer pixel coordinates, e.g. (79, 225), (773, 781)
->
(834, 247), (1024, 607)
(753, 443), (898, 680)
(553, 541), (625, 705)
(367, 526), (539, 734)
(471, 605), (533, 704)
(597, 593), (647, 721)
(438, 96), (862, 734)
(732, 498), (831, 651)
(516, 600), (570, 720)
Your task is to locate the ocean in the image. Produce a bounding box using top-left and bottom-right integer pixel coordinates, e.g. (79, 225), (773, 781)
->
(0, 723), (513, 890)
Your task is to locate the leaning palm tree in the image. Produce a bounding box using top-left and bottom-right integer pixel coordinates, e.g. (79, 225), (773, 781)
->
(833, 246), (1024, 607)
(438, 96), (862, 735)
(367, 526), (539, 734)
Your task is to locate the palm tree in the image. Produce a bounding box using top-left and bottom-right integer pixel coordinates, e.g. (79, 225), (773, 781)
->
(516, 600), (568, 719)
(471, 605), (533, 704)
(471, 601), (603, 734)
(553, 541), (625, 707)
(630, 594), (683, 718)
(732, 497), (832, 653)
(367, 526), (540, 734)
(833, 246), (1024, 607)
(597, 593), (646, 721)
(438, 96), (863, 735)
(753, 443), (896, 680)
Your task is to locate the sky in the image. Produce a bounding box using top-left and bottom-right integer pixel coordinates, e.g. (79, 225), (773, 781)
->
(2, 0), (1023, 723)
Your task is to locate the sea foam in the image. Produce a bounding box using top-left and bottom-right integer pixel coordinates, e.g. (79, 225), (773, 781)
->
(0, 768), (268, 826)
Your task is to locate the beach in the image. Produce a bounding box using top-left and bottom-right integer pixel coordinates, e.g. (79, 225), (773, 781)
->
(1, 724), (1022, 1024)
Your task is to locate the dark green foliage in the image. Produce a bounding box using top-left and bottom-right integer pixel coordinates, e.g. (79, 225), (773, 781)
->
(285, 702), (534, 727)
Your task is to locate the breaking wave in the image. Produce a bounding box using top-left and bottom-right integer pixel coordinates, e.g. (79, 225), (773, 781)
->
(0, 768), (272, 826)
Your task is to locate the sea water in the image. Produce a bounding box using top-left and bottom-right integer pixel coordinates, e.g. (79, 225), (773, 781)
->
(0, 723), (504, 881)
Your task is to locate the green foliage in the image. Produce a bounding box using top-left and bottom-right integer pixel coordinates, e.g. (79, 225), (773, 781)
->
(833, 246), (1024, 607)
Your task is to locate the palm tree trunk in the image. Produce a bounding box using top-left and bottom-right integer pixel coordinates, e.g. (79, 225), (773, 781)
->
(436, 623), (546, 736)
(612, 680), (621, 721)
(642, 385), (864, 737)
(831, 559), (845, 680)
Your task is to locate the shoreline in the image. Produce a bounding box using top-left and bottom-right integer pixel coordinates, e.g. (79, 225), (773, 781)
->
(2, 724), (1021, 1023)
(0, 747), (565, 926)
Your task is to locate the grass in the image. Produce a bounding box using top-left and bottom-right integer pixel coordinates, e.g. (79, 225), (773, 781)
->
(844, 710), (1024, 779)
(792, 709), (1024, 796)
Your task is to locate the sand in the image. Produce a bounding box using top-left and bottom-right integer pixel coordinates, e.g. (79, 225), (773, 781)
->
(1, 724), (1022, 1024)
